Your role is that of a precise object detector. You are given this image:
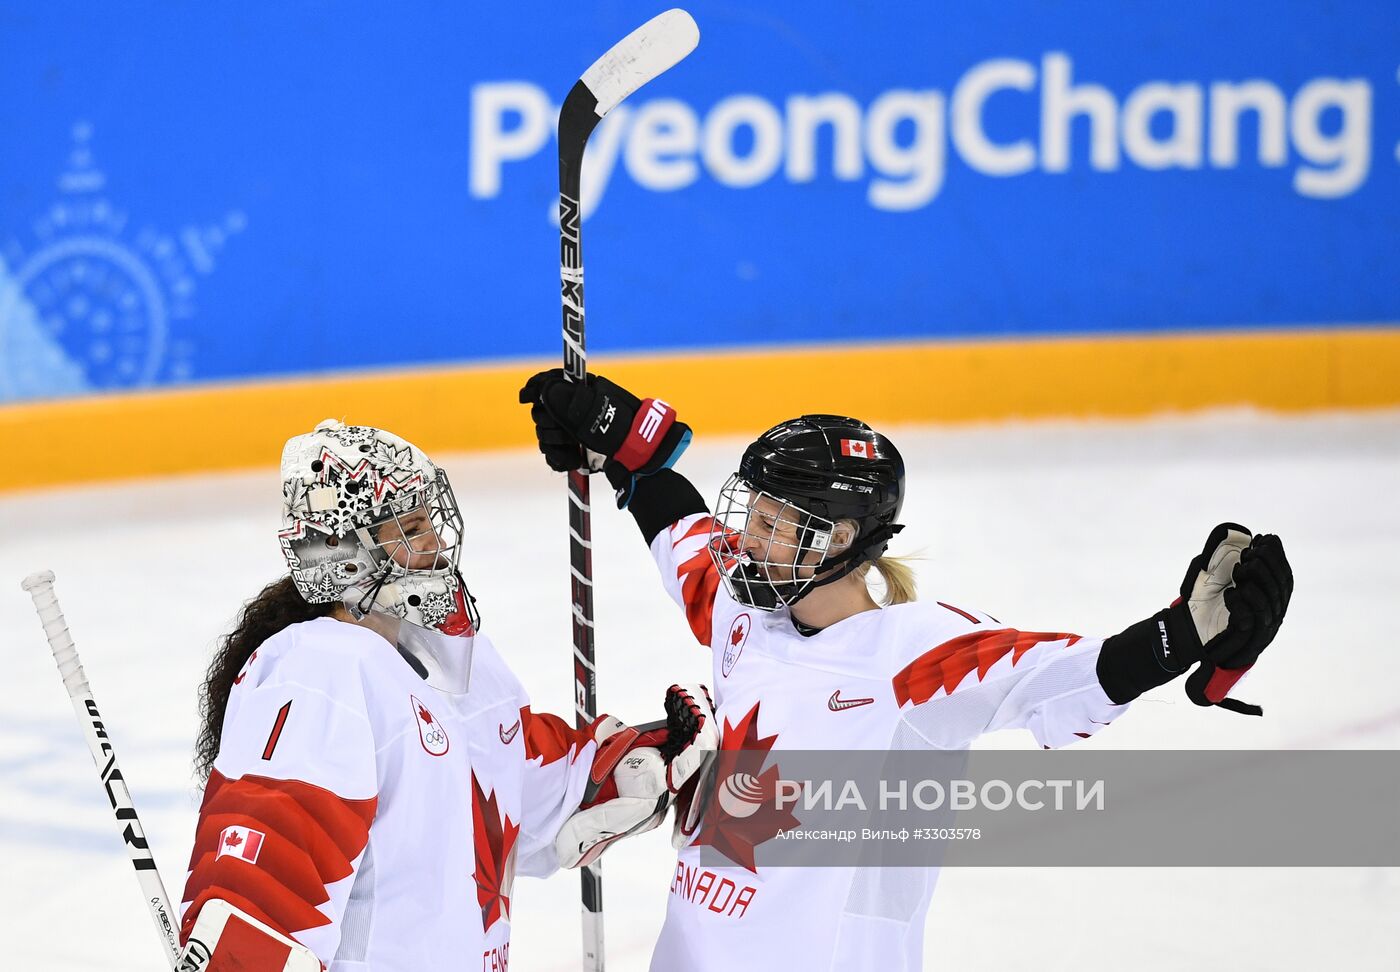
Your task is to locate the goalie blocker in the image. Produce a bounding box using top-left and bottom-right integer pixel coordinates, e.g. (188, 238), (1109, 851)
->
(558, 684), (718, 869)
(178, 898), (321, 971)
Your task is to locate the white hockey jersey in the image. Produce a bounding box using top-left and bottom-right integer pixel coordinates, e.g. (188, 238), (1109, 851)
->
(180, 617), (598, 970)
(648, 514), (1129, 972)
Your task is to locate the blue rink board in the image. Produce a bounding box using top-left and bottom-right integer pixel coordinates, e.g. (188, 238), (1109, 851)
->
(0, 1), (1396, 402)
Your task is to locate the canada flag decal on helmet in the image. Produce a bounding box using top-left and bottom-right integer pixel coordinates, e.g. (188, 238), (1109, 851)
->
(412, 695), (450, 756)
(840, 439), (871, 459)
(723, 613), (751, 678)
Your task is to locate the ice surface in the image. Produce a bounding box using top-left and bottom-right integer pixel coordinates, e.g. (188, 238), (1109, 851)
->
(3, 409), (1397, 970)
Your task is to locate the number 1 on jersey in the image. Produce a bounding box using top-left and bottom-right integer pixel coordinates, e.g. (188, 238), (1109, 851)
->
(262, 700), (293, 761)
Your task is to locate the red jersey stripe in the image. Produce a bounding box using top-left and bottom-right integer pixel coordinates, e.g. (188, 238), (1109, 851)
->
(892, 629), (1083, 707)
(936, 601), (981, 625)
(182, 863), (331, 944)
(181, 888), (304, 950)
(193, 771), (376, 871)
(181, 771), (377, 943)
(519, 707), (606, 765)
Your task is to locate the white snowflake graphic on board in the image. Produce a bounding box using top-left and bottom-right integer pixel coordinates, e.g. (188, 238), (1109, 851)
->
(0, 121), (246, 402)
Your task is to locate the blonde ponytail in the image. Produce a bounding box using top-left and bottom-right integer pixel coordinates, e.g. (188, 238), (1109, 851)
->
(857, 555), (919, 606)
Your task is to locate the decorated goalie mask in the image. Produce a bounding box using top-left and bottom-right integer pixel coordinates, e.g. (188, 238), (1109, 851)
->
(709, 414), (905, 612)
(279, 419), (479, 637)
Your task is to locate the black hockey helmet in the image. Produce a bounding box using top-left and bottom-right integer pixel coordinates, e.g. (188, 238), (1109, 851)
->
(709, 415), (906, 611)
(738, 414), (905, 533)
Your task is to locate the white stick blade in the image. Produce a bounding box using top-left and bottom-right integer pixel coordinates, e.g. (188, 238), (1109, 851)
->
(581, 8), (699, 117)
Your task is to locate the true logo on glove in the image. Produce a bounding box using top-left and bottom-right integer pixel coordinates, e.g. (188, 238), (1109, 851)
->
(595, 401), (617, 435)
(638, 399), (671, 442)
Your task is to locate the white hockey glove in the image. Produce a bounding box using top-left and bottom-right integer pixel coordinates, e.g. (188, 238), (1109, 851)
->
(177, 898), (322, 971)
(555, 684), (717, 869)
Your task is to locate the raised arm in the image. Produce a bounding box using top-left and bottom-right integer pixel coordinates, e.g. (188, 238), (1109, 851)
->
(897, 524), (1294, 749)
(894, 625), (1123, 750)
(519, 370), (727, 646)
(518, 368), (692, 509)
(1096, 523), (1292, 715)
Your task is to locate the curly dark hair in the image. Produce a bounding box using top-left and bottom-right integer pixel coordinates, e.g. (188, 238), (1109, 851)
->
(194, 575), (336, 781)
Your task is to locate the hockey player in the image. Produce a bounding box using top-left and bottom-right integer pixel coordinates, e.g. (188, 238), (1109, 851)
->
(178, 419), (717, 970)
(520, 372), (1294, 971)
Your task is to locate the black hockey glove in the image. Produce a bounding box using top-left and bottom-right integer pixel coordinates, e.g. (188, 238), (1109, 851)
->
(518, 368), (692, 508)
(1096, 523), (1293, 715)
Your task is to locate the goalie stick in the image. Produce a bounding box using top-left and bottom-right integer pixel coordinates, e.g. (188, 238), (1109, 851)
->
(21, 570), (182, 966)
(556, 10), (699, 971)
(22, 572), (322, 971)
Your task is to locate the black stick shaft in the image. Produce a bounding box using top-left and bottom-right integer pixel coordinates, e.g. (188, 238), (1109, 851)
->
(559, 79), (605, 972)
(555, 5), (701, 946)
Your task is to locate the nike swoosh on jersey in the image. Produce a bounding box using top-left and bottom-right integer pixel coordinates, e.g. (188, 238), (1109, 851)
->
(499, 720), (521, 745)
(828, 690), (875, 711)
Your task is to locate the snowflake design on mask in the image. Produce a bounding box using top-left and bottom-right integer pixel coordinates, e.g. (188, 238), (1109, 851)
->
(417, 589), (456, 628)
(313, 462), (385, 535)
(329, 560), (367, 584)
(281, 421), (471, 622)
(313, 499), (366, 537)
(324, 424), (377, 447)
(306, 570), (343, 604)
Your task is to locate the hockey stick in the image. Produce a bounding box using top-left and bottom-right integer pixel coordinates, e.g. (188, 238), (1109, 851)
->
(20, 570), (182, 967)
(556, 10), (699, 971)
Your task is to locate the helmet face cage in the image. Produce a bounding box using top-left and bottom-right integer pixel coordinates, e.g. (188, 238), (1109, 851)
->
(358, 468), (464, 580)
(346, 469), (479, 635)
(279, 423), (480, 636)
(709, 473), (839, 612)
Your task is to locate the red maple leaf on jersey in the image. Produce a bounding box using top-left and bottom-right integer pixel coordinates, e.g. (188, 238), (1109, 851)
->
(471, 772), (521, 933)
(418, 704), (434, 724)
(232, 649), (259, 686)
(670, 516), (734, 645)
(222, 832), (243, 849)
(892, 629), (1083, 707)
(730, 621), (746, 647)
(690, 702), (800, 873)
